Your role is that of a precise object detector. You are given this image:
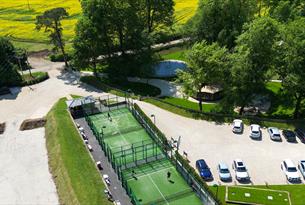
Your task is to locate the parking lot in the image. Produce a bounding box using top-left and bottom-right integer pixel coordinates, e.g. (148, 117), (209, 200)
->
(138, 101), (305, 185)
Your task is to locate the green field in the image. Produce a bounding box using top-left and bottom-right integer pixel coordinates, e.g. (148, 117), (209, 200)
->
(0, 0), (198, 51)
(227, 186), (291, 205)
(45, 98), (111, 205)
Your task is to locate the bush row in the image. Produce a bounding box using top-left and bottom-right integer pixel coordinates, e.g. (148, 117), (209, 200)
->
(49, 53), (72, 62)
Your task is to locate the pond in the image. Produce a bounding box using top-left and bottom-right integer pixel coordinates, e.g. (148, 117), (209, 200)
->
(152, 60), (187, 78)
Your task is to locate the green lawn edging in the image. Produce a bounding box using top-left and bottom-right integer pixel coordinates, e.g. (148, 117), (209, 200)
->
(144, 97), (305, 130)
(45, 98), (112, 205)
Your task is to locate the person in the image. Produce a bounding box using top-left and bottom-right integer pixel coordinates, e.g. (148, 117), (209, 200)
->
(167, 171), (171, 180)
(107, 112), (112, 122)
(131, 169), (138, 180)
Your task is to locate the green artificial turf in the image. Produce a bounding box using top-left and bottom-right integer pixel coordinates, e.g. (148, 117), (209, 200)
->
(227, 186), (290, 205)
(210, 185), (305, 205)
(45, 98), (111, 205)
(123, 159), (202, 205)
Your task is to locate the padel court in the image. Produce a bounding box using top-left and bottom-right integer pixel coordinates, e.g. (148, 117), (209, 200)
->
(86, 106), (202, 205)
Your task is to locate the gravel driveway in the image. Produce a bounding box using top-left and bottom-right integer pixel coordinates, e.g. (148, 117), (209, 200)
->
(137, 101), (305, 186)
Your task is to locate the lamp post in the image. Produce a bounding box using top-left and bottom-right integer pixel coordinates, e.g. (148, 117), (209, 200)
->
(150, 114), (155, 124)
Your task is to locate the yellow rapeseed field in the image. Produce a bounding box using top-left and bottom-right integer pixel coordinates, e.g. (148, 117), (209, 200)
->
(0, 0), (198, 50)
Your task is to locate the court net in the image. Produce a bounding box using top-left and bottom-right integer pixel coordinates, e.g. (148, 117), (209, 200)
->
(102, 125), (143, 139)
(143, 188), (194, 205)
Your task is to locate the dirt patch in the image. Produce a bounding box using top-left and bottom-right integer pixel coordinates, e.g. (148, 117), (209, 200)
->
(0, 123), (5, 134)
(20, 118), (47, 131)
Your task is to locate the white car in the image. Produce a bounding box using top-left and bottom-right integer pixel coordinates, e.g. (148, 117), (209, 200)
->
(281, 159), (301, 182)
(232, 119), (243, 133)
(218, 162), (232, 181)
(298, 160), (305, 178)
(250, 124), (261, 139)
(268, 127), (281, 141)
(232, 159), (250, 181)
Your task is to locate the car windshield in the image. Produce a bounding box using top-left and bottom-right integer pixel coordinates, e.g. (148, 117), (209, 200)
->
(288, 167), (297, 172)
(252, 131), (259, 133)
(220, 168), (229, 173)
(274, 134), (280, 137)
(237, 167), (246, 172)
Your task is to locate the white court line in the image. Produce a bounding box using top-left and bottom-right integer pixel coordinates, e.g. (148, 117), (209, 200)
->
(148, 174), (170, 205)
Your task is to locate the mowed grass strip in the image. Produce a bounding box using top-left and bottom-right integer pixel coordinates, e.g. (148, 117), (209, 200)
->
(45, 98), (112, 205)
(227, 186), (290, 205)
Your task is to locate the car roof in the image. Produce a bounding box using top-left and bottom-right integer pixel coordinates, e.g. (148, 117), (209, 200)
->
(251, 124), (260, 130)
(234, 159), (245, 166)
(219, 162), (229, 169)
(284, 159), (295, 167)
(197, 159), (207, 167)
(269, 127), (280, 134)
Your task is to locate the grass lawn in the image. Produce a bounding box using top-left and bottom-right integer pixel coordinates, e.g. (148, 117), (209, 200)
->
(45, 98), (112, 205)
(210, 185), (305, 205)
(158, 47), (189, 62)
(80, 76), (161, 97)
(160, 96), (219, 112)
(264, 82), (304, 119)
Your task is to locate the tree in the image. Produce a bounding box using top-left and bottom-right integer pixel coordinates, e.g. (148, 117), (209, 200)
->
(144, 0), (174, 33)
(36, 8), (69, 68)
(73, 17), (103, 76)
(177, 41), (228, 111)
(274, 18), (305, 118)
(0, 37), (22, 87)
(190, 0), (256, 48)
(225, 17), (279, 114)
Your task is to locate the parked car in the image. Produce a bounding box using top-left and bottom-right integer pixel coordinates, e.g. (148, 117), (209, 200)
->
(295, 128), (305, 143)
(232, 119), (243, 133)
(282, 130), (296, 142)
(196, 159), (213, 181)
(281, 159), (301, 182)
(298, 160), (305, 179)
(232, 159), (250, 181)
(218, 162), (231, 181)
(267, 127), (281, 141)
(250, 124), (261, 139)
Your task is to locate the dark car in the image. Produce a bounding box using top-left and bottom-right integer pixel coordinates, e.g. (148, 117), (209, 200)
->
(282, 130), (297, 142)
(295, 128), (305, 143)
(196, 159), (213, 181)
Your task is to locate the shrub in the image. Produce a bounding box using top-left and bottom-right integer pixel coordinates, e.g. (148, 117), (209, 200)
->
(21, 72), (49, 86)
(49, 53), (72, 62)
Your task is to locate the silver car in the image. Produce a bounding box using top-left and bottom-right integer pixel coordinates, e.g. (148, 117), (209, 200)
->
(250, 124), (261, 139)
(218, 162), (231, 181)
(268, 127), (281, 141)
(232, 119), (243, 133)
